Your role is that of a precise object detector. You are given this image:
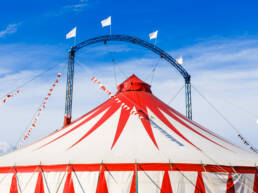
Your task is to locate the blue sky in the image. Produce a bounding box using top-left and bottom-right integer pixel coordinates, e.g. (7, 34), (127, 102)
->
(1, 0), (258, 47)
(0, 0), (258, 153)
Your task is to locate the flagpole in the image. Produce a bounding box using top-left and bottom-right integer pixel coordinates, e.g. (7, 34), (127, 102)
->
(110, 25), (112, 36)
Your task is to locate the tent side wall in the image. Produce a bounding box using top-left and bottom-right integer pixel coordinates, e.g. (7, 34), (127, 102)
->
(0, 165), (257, 193)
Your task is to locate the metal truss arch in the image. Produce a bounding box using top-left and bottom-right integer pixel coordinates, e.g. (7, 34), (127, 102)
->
(64, 34), (192, 125)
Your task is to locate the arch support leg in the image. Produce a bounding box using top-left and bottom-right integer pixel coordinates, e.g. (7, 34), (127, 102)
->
(64, 50), (75, 126)
(185, 80), (192, 120)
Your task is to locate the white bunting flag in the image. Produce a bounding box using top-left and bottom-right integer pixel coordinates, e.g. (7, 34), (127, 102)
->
(66, 27), (77, 39)
(149, 30), (158, 40)
(101, 16), (111, 27)
(176, 56), (183, 65)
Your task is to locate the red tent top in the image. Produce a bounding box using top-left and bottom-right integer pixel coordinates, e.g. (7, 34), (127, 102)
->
(117, 74), (152, 93)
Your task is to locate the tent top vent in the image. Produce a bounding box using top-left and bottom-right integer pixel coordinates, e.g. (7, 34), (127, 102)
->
(117, 74), (152, 93)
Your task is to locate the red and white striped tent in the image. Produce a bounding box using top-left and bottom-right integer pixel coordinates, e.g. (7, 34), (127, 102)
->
(0, 74), (257, 193)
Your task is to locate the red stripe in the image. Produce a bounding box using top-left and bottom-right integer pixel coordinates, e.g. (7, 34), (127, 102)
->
(0, 163), (256, 173)
(69, 100), (121, 149)
(24, 100), (109, 151)
(36, 100), (112, 150)
(194, 172), (206, 193)
(136, 105), (159, 149)
(10, 173), (18, 193)
(129, 171), (136, 193)
(150, 95), (230, 151)
(160, 96), (239, 149)
(96, 167), (108, 193)
(253, 171), (258, 193)
(111, 102), (132, 149)
(160, 171), (173, 193)
(63, 168), (75, 193)
(148, 104), (200, 150)
(34, 171), (45, 193)
(226, 173), (235, 193)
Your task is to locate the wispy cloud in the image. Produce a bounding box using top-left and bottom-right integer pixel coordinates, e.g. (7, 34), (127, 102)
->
(60, 3), (88, 13)
(0, 23), (22, 38)
(0, 38), (258, 151)
(45, 1), (88, 17)
(0, 141), (14, 155)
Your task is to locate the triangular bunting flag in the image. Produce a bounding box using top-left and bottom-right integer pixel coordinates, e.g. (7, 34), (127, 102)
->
(10, 173), (18, 193)
(253, 171), (258, 193)
(63, 168), (75, 193)
(34, 171), (45, 193)
(129, 171), (136, 193)
(226, 173), (235, 193)
(160, 171), (173, 193)
(194, 172), (206, 193)
(96, 167), (108, 193)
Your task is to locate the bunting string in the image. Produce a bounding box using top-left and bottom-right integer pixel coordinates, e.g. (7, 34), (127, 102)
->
(192, 85), (258, 154)
(91, 77), (184, 147)
(91, 77), (144, 119)
(91, 77), (257, 192)
(21, 73), (62, 144)
(237, 134), (257, 153)
(1, 89), (21, 104)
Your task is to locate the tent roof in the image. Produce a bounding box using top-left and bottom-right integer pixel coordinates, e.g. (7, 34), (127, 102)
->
(0, 74), (257, 167)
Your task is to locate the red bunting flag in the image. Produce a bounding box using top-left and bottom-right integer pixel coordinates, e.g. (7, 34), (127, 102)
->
(20, 72), (62, 146)
(2, 89), (21, 104)
(237, 134), (257, 153)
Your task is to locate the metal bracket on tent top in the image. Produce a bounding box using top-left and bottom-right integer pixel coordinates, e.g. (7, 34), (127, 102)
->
(63, 34), (192, 126)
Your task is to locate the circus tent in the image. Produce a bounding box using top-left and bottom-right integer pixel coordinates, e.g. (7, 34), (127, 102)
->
(0, 74), (257, 192)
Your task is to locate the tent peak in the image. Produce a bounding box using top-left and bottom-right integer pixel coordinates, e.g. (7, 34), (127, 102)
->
(117, 74), (152, 93)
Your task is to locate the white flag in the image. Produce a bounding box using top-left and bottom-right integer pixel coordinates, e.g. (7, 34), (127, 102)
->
(176, 56), (183, 65)
(101, 16), (111, 27)
(256, 120), (258, 125)
(149, 30), (158, 40)
(66, 27), (77, 39)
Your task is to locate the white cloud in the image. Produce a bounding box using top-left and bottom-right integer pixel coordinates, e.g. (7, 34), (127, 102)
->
(61, 3), (88, 13)
(44, 1), (88, 18)
(0, 141), (14, 155)
(0, 23), (22, 38)
(0, 38), (258, 153)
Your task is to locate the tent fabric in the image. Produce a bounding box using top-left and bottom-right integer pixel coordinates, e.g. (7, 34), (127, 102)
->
(0, 171), (256, 192)
(0, 74), (257, 192)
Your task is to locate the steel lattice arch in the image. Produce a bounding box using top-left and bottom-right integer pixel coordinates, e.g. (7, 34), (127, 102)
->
(64, 34), (192, 125)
